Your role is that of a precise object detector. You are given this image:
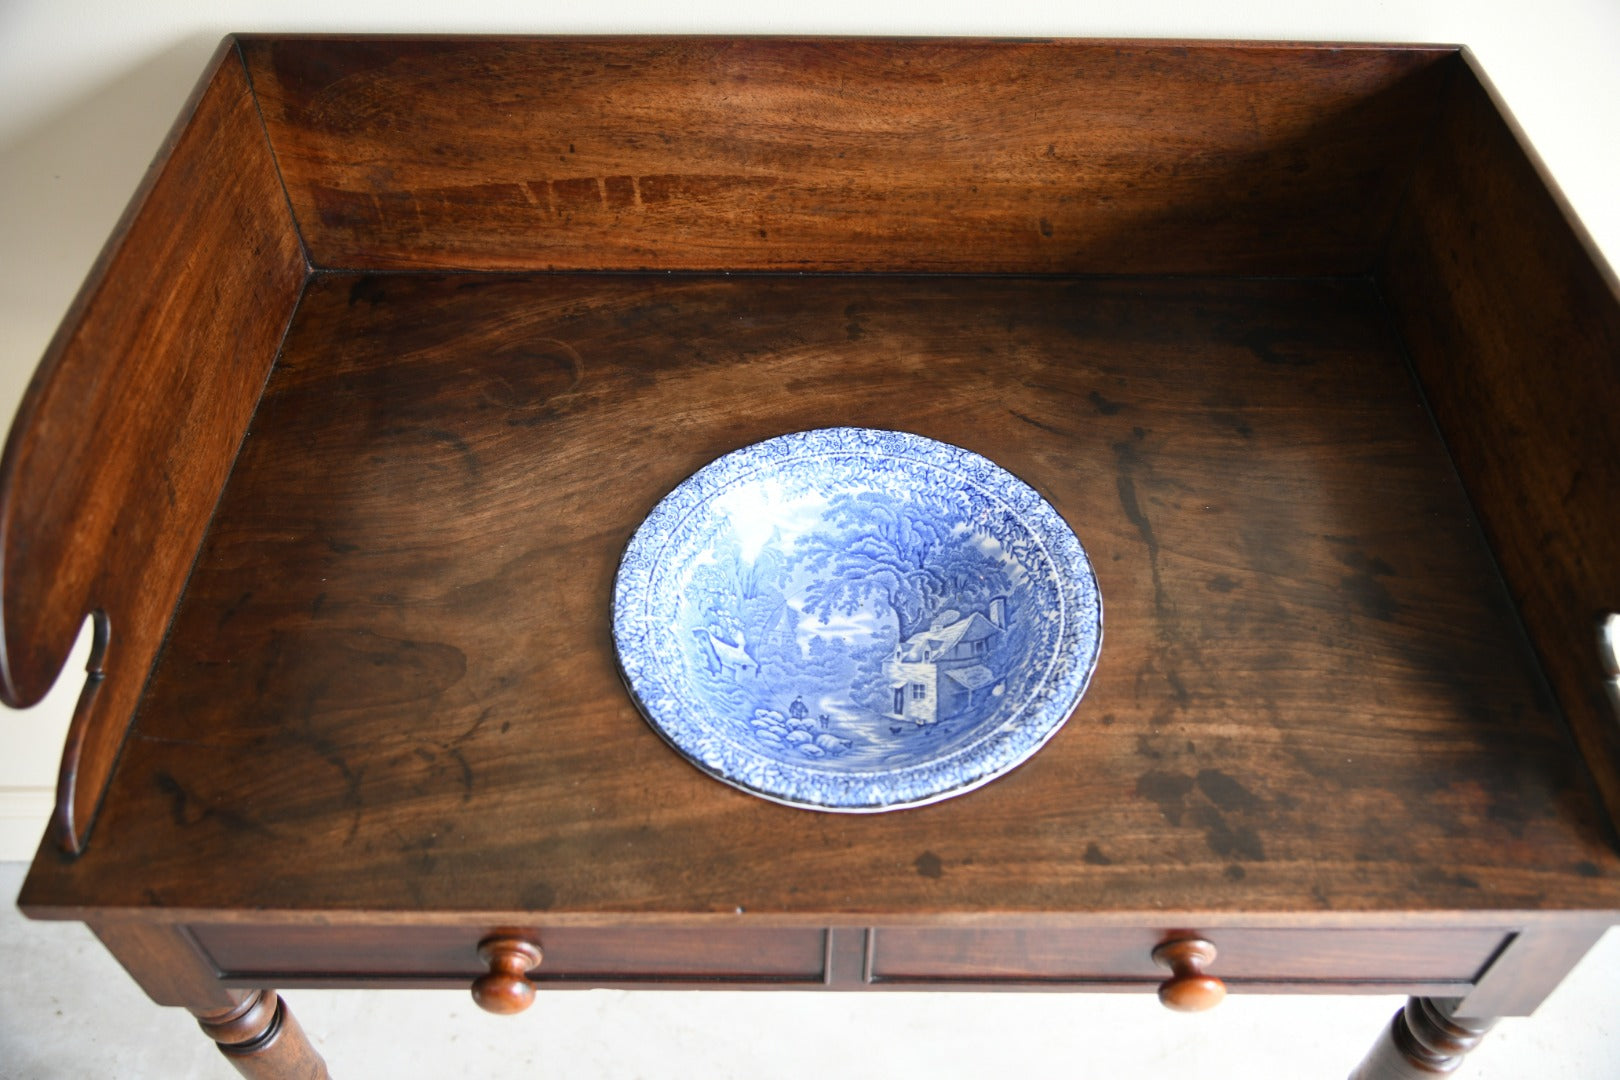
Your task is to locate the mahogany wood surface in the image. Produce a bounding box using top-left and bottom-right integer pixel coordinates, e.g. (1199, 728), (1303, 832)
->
(193, 990), (330, 1080)
(1378, 50), (1620, 837)
(1349, 997), (1495, 1080)
(197, 924), (831, 981)
(1454, 920), (1610, 1019)
(869, 927), (1503, 984)
(0, 41), (308, 853)
(186, 922), (1506, 986)
(20, 272), (1619, 921)
(1151, 938), (1226, 1012)
(91, 920), (248, 1009)
(9, 41), (1620, 1076)
(238, 37), (1450, 275)
(470, 937), (543, 1014)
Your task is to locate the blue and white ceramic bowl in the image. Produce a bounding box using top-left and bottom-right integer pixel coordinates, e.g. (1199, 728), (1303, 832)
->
(612, 428), (1101, 812)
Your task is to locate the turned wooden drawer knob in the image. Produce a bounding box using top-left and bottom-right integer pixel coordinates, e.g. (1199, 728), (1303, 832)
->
(1152, 938), (1226, 1012)
(472, 936), (543, 1015)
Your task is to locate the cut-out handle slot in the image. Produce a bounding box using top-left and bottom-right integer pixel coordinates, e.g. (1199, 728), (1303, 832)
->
(1602, 614), (1620, 725)
(54, 610), (111, 855)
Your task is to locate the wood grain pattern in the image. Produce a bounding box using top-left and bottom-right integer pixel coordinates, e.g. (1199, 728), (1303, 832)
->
(1350, 997), (1495, 1080)
(1378, 50), (1620, 836)
(20, 272), (1618, 920)
(91, 921), (247, 1009)
(194, 990), (330, 1080)
(1456, 921), (1610, 1018)
(0, 40), (308, 853)
(7, 39), (1618, 1075)
(195, 925), (829, 981)
(187, 921), (1504, 991)
(239, 37), (1451, 275)
(870, 927), (1504, 983)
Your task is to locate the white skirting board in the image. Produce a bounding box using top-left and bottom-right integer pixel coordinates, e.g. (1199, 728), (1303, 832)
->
(0, 787), (50, 862)
(0, 618), (93, 862)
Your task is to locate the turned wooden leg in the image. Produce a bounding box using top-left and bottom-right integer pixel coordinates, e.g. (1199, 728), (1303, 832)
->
(1351, 997), (1497, 1079)
(191, 990), (330, 1080)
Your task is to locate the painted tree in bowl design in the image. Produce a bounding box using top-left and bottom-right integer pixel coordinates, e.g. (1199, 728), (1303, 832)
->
(680, 484), (1043, 768)
(793, 491), (961, 640)
(790, 491), (1033, 712)
(617, 427), (1097, 809)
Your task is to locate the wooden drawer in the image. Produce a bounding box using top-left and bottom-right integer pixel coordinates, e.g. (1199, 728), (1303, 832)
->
(191, 924), (830, 986)
(867, 927), (1510, 986)
(189, 922), (1511, 992)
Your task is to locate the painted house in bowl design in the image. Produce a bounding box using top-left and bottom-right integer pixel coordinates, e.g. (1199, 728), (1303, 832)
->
(884, 598), (1007, 725)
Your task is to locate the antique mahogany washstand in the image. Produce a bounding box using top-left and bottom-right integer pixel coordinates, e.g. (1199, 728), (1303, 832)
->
(6, 36), (1619, 1078)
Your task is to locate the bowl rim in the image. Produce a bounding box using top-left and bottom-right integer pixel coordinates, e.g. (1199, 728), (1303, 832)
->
(611, 426), (1103, 812)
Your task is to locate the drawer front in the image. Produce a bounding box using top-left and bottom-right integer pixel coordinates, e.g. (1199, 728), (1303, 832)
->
(190, 923), (1511, 991)
(192, 925), (830, 984)
(868, 927), (1509, 984)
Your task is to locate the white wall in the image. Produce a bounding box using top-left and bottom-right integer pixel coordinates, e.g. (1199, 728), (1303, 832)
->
(2, 1), (1617, 857)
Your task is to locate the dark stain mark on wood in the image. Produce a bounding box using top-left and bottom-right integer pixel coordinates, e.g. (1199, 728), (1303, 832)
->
(1113, 435), (1167, 625)
(217, 591), (254, 629)
(844, 302), (865, 341)
(1009, 409), (1067, 437)
(1241, 327), (1314, 367)
(1083, 843), (1112, 866)
(1418, 867), (1481, 891)
(160, 466), (178, 510)
(1332, 544), (1399, 622)
(312, 183), (381, 229)
(914, 851), (944, 879)
(1208, 410), (1253, 437)
(447, 746), (474, 802)
(1224, 864), (1247, 881)
(423, 428), (480, 480)
(1335, 547), (1397, 577)
(1196, 768), (1263, 813)
(296, 731), (368, 841)
(1088, 390), (1122, 415)
(1136, 770), (1194, 826)
(1207, 575), (1238, 593)
(1193, 803), (1266, 861)
(1575, 861), (1602, 878)
(1136, 766), (1270, 861)
(152, 771), (273, 837)
(522, 881), (557, 910)
(1039, 217), (1054, 237)
(1165, 670), (1191, 707)
(397, 828), (441, 878)
(347, 276), (390, 307)
(1487, 794), (1533, 837)
(272, 630), (469, 717)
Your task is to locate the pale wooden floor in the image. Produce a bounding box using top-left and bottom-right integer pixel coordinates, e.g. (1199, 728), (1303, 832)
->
(2, 864), (1616, 1079)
